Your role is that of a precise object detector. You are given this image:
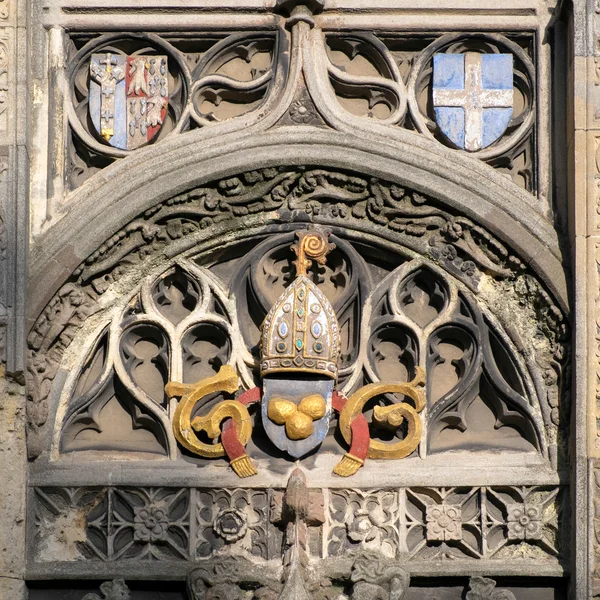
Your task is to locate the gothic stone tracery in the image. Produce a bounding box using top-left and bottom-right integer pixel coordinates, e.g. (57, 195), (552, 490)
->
(20, 1), (573, 598)
(25, 168), (568, 467)
(25, 164), (569, 597)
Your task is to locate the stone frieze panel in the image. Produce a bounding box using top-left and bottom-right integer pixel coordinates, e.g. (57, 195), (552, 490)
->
(30, 484), (566, 573)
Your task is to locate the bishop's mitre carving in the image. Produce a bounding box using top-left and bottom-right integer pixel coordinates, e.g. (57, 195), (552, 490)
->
(166, 229), (425, 477)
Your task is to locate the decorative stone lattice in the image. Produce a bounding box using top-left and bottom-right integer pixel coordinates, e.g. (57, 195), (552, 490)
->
(65, 26), (536, 193)
(32, 485), (564, 569)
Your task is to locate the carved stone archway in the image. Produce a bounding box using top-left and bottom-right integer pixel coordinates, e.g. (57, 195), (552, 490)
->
(22, 3), (572, 596)
(29, 127), (568, 326)
(26, 149), (570, 599)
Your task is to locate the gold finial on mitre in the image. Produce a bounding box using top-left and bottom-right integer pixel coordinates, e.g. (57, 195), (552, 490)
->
(291, 230), (336, 277)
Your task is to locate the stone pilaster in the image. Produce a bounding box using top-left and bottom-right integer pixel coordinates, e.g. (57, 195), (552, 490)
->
(571, 0), (600, 597)
(0, 0), (30, 596)
(0, 0), (28, 373)
(0, 368), (27, 599)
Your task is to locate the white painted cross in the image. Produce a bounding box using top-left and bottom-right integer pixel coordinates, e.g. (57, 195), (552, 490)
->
(433, 52), (513, 151)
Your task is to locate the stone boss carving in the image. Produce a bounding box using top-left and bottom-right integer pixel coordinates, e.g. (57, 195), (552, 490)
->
(166, 230), (425, 477)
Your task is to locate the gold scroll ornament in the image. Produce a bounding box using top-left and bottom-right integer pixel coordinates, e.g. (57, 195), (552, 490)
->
(291, 230), (336, 276)
(336, 367), (426, 475)
(166, 366), (253, 459)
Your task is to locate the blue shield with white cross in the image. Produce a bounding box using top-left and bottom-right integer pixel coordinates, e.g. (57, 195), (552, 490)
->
(432, 52), (513, 152)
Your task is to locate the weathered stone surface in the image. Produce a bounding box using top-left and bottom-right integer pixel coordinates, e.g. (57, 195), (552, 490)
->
(0, 368), (26, 594)
(0, 0), (592, 598)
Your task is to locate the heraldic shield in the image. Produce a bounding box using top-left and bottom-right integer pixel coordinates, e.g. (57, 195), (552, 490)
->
(432, 52), (513, 151)
(89, 53), (169, 150)
(259, 232), (340, 458)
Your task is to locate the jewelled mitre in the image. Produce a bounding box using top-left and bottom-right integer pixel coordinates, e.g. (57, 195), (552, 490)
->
(260, 231), (341, 380)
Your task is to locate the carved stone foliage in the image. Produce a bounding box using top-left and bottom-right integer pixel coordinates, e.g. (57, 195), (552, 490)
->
(347, 551), (410, 600)
(70, 574), (549, 600)
(465, 576), (516, 600)
(329, 489), (399, 559)
(187, 557), (281, 600)
(81, 580), (131, 600)
(34, 487), (190, 562)
(66, 17), (537, 192)
(26, 168), (568, 465)
(32, 484), (564, 570)
(68, 573), (556, 600)
(31, 486), (276, 567)
(197, 489), (269, 559)
(27, 283), (99, 457)
(328, 486), (564, 562)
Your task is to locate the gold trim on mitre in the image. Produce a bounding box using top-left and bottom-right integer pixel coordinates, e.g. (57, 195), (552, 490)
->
(260, 232), (340, 380)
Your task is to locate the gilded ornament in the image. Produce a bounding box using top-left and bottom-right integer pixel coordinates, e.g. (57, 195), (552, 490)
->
(268, 398), (298, 424)
(167, 366), (252, 458)
(165, 230), (428, 475)
(291, 230), (335, 277)
(260, 230), (339, 456)
(333, 453), (364, 477)
(267, 394), (327, 440)
(286, 411), (314, 440)
(335, 368), (426, 475)
(299, 394), (327, 420)
(259, 238), (340, 379)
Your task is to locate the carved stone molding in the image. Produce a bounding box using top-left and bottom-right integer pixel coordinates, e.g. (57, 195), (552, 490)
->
(0, 154), (8, 363)
(72, 574), (547, 600)
(592, 469), (600, 598)
(30, 484), (566, 577)
(0, 27), (8, 130)
(24, 168), (569, 467)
